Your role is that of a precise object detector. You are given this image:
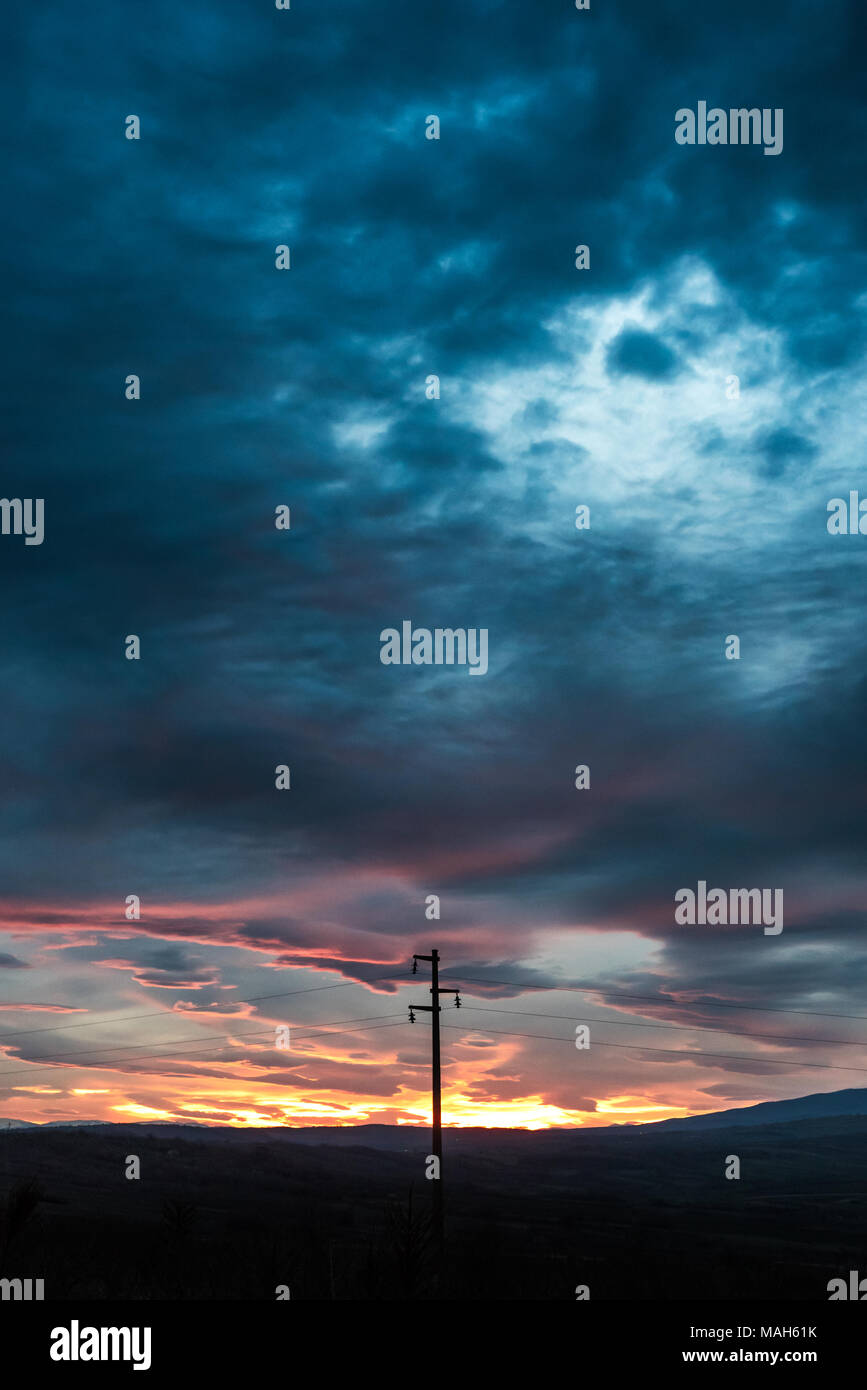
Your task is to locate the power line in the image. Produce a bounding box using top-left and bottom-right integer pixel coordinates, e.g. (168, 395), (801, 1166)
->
(436, 1021), (867, 1073)
(4, 966), (865, 1102)
(460, 1004), (867, 1050)
(4, 968), (859, 1053)
(452, 974), (867, 1023)
(0, 1013), (408, 1080)
(0, 971), (403, 1042)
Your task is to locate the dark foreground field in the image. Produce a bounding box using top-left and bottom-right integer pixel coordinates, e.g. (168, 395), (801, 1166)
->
(1, 1114), (865, 1300)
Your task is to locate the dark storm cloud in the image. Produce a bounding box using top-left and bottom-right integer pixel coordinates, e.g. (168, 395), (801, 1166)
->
(606, 327), (681, 380)
(2, 0), (866, 1108)
(94, 946), (222, 991)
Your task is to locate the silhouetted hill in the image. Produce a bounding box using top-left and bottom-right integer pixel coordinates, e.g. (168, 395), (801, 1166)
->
(1, 1103), (865, 1298)
(644, 1086), (867, 1132)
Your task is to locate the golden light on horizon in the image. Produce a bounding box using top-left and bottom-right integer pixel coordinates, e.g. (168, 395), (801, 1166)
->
(401, 1092), (590, 1130)
(113, 1103), (179, 1121)
(596, 1095), (689, 1121)
(5, 1046), (706, 1132)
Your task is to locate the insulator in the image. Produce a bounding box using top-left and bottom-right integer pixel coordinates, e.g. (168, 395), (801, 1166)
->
(411, 958), (418, 974)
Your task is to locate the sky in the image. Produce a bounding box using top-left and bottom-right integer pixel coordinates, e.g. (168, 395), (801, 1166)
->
(1, 0), (866, 1130)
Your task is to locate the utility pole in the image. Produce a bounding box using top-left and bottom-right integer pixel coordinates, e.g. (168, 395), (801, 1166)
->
(409, 948), (460, 1280)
